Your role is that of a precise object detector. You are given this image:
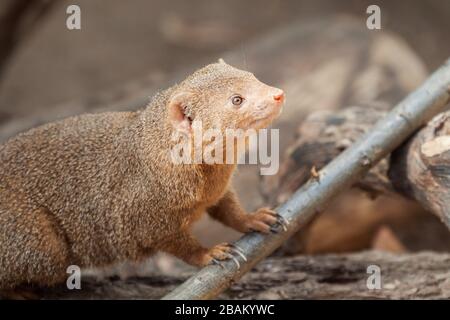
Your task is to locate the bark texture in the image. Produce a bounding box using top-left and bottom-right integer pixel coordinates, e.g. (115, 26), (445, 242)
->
(390, 111), (450, 229)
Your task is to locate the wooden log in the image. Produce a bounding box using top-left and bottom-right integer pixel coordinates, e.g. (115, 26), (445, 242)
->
(35, 251), (450, 299)
(262, 105), (450, 240)
(390, 111), (450, 229)
(274, 105), (450, 230)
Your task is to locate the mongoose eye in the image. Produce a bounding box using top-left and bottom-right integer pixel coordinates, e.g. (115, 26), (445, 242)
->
(231, 95), (244, 106)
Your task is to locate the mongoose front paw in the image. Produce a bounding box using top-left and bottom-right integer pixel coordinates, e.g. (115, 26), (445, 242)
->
(192, 243), (244, 268)
(243, 207), (289, 234)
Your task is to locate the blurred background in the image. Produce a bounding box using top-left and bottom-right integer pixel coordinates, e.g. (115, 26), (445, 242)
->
(1, 0), (450, 276)
(0, 0), (449, 119)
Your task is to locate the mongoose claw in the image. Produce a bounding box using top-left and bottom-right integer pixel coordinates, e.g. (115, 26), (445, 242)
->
(275, 213), (289, 232)
(224, 252), (241, 269)
(270, 226), (280, 234)
(210, 258), (225, 269)
(228, 244), (247, 262)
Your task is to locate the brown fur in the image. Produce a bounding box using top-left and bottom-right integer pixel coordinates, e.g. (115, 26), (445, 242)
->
(0, 61), (284, 291)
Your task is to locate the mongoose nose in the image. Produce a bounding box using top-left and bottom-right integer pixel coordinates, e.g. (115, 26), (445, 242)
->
(273, 91), (285, 104)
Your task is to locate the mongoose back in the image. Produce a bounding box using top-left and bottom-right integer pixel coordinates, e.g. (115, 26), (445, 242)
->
(0, 60), (285, 295)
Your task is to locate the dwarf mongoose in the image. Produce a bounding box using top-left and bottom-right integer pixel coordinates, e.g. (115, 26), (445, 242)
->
(0, 60), (285, 293)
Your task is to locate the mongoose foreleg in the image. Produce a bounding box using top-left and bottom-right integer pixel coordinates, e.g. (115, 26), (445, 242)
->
(159, 231), (237, 267)
(208, 189), (284, 234)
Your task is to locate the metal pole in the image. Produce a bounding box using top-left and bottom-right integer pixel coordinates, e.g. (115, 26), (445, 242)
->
(162, 58), (450, 300)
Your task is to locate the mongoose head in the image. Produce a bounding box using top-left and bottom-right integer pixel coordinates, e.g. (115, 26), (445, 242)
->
(167, 59), (284, 136)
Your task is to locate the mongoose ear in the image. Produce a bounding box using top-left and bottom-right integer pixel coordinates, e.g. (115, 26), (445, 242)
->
(218, 58), (226, 64)
(168, 92), (193, 136)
